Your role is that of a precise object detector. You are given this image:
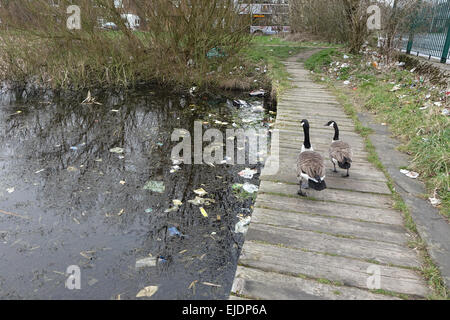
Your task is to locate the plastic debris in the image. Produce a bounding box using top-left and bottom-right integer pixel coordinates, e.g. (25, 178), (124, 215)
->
(238, 168), (258, 179)
(233, 100), (248, 107)
(429, 197), (442, 207)
(199, 207), (208, 218)
(35, 169), (45, 174)
(110, 147), (124, 154)
(252, 106), (265, 113)
(118, 209), (125, 216)
(343, 80), (350, 85)
(143, 181), (165, 193)
(390, 85), (401, 92)
(400, 169), (419, 179)
(188, 196), (215, 206)
(6, 187), (14, 194)
(81, 91), (102, 105)
(442, 108), (449, 116)
(242, 183), (259, 194)
(136, 286), (158, 298)
(145, 208), (153, 213)
(136, 257), (157, 268)
(194, 188), (208, 197)
(88, 278), (99, 287)
(67, 166), (78, 172)
(168, 227), (183, 237)
(249, 89), (265, 97)
(170, 165), (181, 173)
(235, 216), (252, 234)
(206, 47), (226, 58)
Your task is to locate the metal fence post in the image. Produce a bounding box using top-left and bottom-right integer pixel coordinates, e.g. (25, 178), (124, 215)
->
(406, 0), (422, 55)
(441, 22), (450, 63)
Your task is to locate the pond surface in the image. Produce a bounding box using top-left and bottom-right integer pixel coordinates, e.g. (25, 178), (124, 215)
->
(0, 88), (271, 299)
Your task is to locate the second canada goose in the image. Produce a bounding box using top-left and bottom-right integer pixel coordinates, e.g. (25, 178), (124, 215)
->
(297, 119), (327, 197)
(325, 121), (353, 178)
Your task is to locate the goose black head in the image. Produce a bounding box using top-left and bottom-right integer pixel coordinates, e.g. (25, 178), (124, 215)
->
(325, 120), (336, 127)
(325, 121), (340, 141)
(301, 119), (310, 128)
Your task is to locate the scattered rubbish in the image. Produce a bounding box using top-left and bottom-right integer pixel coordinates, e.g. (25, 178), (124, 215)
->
(429, 197), (442, 207)
(252, 106), (265, 113)
(434, 102), (442, 107)
(194, 188), (208, 197)
(170, 165), (181, 174)
(189, 87), (197, 95)
(343, 55), (349, 59)
(67, 166), (78, 172)
(206, 47), (226, 59)
(235, 216), (252, 234)
(199, 207), (208, 218)
(242, 183), (259, 194)
(396, 61), (405, 67)
(0, 209), (28, 219)
(35, 169), (45, 174)
(400, 169), (419, 179)
(238, 168), (258, 179)
(145, 208), (153, 214)
(88, 278), (98, 287)
(201, 282), (221, 288)
(119, 181), (126, 185)
(143, 181), (165, 193)
(233, 100), (248, 107)
(157, 256), (167, 264)
(136, 257), (157, 269)
(165, 200), (183, 213)
(343, 80), (350, 85)
(188, 196), (215, 206)
(249, 89), (265, 97)
(118, 209), (125, 216)
(6, 187), (15, 194)
(442, 108), (449, 116)
(70, 146), (78, 151)
(110, 147), (124, 154)
(81, 91), (102, 105)
(111, 109), (120, 113)
(188, 280), (198, 294)
(168, 227), (183, 237)
(390, 85), (401, 92)
(136, 286), (158, 298)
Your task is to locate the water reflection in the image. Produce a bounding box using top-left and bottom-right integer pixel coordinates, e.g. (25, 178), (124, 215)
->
(0, 89), (268, 299)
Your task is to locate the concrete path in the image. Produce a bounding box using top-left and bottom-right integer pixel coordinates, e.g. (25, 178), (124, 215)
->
(230, 56), (431, 300)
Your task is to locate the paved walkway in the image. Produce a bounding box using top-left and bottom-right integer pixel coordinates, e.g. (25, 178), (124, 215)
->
(230, 56), (431, 300)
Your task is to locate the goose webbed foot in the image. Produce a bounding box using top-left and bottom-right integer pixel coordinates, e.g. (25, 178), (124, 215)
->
(297, 190), (307, 197)
(341, 169), (350, 178)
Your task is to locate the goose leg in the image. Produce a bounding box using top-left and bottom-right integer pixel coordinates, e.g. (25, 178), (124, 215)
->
(297, 180), (307, 197)
(342, 168), (350, 178)
(332, 162), (337, 173)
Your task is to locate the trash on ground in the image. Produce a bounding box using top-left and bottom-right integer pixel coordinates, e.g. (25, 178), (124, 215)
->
(252, 106), (265, 113)
(188, 196), (215, 206)
(168, 227), (183, 237)
(429, 197), (442, 207)
(249, 89), (265, 97)
(238, 168), (258, 179)
(88, 278), (99, 287)
(390, 85), (401, 92)
(118, 209), (125, 216)
(235, 216), (252, 234)
(242, 183), (259, 194)
(194, 188), (208, 197)
(206, 47), (226, 59)
(145, 208), (153, 213)
(35, 169), (45, 174)
(6, 187), (15, 194)
(81, 91), (102, 105)
(143, 181), (165, 193)
(400, 169), (419, 179)
(136, 257), (157, 269)
(233, 100), (248, 107)
(199, 207), (208, 218)
(170, 165), (181, 173)
(119, 180), (126, 185)
(136, 286), (158, 298)
(442, 108), (449, 116)
(110, 147), (124, 154)
(201, 282), (221, 287)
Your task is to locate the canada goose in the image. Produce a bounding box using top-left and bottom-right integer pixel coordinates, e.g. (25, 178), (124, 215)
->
(325, 121), (353, 178)
(297, 119), (327, 197)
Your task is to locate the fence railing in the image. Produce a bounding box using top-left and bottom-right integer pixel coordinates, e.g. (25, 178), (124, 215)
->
(403, 0), (450, 63)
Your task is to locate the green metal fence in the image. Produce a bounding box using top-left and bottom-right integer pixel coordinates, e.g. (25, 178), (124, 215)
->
(403, 0), (450, 63)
